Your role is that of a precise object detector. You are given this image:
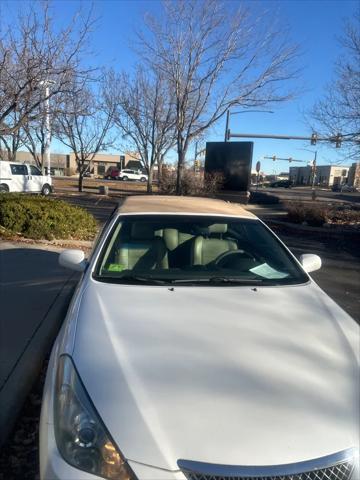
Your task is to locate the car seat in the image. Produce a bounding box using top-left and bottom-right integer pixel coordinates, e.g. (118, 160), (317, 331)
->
(190, 224), (237, 266)
(116, 223), (168, 270)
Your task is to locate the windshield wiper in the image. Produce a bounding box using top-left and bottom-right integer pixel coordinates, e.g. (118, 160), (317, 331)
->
(96, 274), (168, 285)
(171, 277), (263, 284)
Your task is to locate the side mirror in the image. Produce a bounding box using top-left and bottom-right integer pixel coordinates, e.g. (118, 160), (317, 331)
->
(300, 254), (322, 273)
(59, 249), (87, 272)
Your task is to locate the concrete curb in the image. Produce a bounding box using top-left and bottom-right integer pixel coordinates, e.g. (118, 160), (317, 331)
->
(0, 237), (94, 252)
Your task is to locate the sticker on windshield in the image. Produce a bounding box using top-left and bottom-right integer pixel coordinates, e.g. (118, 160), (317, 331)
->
(250, 263), (289, 279)
(106, 263), (126, 272)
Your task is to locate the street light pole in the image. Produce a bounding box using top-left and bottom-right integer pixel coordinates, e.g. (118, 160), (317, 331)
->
(44, 83), (51, 176)
(39, 80), (55, 176)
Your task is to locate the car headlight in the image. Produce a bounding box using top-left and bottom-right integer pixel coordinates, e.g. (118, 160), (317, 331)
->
(351, 453), (360, 480)
(54, 355), (135, 480)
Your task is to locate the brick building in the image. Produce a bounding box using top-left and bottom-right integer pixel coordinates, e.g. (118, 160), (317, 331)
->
(0, 151), (142, 176)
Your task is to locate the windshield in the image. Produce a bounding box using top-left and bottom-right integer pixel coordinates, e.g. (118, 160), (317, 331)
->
(94, 215), (308, 286)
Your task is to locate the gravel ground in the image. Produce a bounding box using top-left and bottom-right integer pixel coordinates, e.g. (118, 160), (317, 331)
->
(0, 363), (47, 480)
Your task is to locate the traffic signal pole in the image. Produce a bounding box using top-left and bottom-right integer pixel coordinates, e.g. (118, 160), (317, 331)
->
(228, 131), (345, 147)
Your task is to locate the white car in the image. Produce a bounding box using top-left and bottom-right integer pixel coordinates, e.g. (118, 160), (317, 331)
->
(0, 160), (52, 195)
(40, 195), (359, 480)
(118, 169), (148, 182)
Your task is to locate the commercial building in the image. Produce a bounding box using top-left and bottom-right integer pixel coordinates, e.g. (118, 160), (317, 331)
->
(289, 165), (349, 187)
(0, 151), (142, 176)
(347, 162), (360, 188)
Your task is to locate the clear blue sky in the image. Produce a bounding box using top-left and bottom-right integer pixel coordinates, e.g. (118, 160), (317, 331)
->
(3, 0), (359, 174)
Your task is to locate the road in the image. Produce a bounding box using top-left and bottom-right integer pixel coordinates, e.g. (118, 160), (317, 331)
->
(257, 186), (360, 204)
(54, 177), (360, 204)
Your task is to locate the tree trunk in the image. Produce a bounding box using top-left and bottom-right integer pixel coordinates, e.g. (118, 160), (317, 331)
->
(157, 154), (165, 184)
(176, 149), (185, 195)
(78, 173), (83, 192)
(147, 167), (154, 194)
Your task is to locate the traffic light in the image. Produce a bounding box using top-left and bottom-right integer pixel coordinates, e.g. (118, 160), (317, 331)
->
(288, 157), (293, 163)
(311, 133), (317, 145)
(272, 155), (276, 161)
(335, 133), (342, 148)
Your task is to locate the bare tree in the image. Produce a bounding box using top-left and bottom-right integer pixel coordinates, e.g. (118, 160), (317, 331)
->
(138, 0), (298, 193)
(0, 111), (25, 161)
(311, 16), (360, 158)
(55, 88), (114, 192)
(104, 67), (176, 193)
(21, 116), (48, 169)
(0, 2), (95, 137)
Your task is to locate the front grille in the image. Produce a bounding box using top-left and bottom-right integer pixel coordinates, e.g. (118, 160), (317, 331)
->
(178, 449), (357, 480)
(180, 460), (354, 480)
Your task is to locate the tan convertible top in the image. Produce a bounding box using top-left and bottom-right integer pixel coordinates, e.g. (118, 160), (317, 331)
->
(117, 195), (256, 219)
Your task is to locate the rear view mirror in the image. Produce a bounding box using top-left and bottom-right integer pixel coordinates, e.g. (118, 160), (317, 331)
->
(300, 254), (322, 273)
(59, 249), (87, 272)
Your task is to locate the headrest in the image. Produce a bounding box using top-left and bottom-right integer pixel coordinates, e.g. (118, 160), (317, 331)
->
(131, 223), (155, 240)
(163, 228), (179, 251)
(208, 223), (227, 234)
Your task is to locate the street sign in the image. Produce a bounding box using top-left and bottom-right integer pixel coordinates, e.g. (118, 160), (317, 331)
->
(256, 161), (261, 173)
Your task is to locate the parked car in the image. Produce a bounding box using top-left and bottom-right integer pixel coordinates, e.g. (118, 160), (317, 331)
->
(269, 179), (293, 188)
(0, 160), (52, 195)
(40, 195), (359, 480)
(118, 169), (148, 182)
(332, 184), (359, 193)
(104, 166), (120, 180)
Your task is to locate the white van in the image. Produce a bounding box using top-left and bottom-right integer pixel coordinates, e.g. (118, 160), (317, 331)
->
(0, 161), (52, 195)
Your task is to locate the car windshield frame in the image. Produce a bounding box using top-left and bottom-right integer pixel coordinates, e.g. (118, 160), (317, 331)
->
(93, 214), (309, 287)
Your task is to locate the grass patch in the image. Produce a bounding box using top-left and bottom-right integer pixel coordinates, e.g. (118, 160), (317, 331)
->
(0, 194), (97, 240)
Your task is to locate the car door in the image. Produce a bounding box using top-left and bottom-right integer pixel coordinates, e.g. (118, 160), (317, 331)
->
(132, 170), (141, 180)
(27, 165), (44, 192)
(9, 164), (28, 192)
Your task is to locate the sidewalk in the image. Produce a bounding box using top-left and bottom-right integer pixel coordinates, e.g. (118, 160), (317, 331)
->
(0, 241), (80, 446)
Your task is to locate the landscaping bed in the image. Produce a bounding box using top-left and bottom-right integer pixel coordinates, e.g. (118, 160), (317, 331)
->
(0, 194), (97, 241)
(284, 201), (360, 228)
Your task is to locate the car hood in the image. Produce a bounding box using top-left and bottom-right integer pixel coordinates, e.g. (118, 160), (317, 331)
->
(72, 279), (359, 471)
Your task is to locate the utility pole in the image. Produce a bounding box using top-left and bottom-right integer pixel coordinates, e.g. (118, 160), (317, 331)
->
(311, 151), (317, 201)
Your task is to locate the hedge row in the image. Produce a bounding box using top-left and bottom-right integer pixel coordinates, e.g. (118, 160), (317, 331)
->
(0, 194), (97, 240)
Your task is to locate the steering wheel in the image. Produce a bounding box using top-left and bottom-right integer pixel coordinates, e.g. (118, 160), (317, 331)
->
(213, 249), (257, 268)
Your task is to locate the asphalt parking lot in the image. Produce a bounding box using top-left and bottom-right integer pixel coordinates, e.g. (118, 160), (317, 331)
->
(0, 191), (359, 479)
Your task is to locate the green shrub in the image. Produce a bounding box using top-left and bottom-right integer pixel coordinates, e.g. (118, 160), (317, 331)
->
(0, 194), (97, 240)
